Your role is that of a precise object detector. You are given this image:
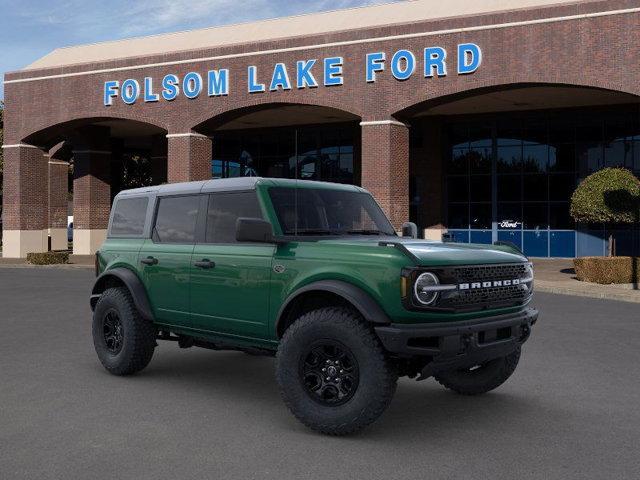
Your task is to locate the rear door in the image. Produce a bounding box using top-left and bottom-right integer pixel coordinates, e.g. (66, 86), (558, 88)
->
(190, 191), (274, 338)
(140, 194), (203, 328)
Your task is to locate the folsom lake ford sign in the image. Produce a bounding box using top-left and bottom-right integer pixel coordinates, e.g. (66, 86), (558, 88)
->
(103, 43), (482, 106)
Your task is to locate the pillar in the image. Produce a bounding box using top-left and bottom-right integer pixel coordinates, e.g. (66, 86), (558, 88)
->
(360, 120), (410, 230)
(48, 159), (69, 251)
(1, 144), (49, 258)
(166, 132), (212, 183)
(151, 134), (168, 185)
(71, 127), (111, 255)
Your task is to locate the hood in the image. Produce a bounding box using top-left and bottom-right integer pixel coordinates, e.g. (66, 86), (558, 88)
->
(398, 240), (526, 266)
(317, 237), (527, 266)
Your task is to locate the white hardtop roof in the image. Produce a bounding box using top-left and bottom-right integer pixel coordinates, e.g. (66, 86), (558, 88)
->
(116, 177), (363, 198)
(25, 0), (586, 70)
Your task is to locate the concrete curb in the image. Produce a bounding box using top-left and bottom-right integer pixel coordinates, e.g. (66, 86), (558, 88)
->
(0, 263), (93, 270)
(536, 280), (640, 304)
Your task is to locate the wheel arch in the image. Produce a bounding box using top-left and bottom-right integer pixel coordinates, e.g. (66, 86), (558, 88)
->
(91, 268), (154, 321)
(275, 280), (391, 338)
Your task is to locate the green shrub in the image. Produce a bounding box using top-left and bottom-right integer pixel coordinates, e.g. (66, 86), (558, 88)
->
(574, 256), (640, 284)
(570, 168), (640, 224)
(27, 251), (70, 265)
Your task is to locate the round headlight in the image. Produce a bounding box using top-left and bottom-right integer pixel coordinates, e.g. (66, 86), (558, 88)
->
(414, 272), (440, 306)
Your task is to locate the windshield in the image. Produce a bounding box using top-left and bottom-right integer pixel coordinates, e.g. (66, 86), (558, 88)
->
(268, 187), (396, 236)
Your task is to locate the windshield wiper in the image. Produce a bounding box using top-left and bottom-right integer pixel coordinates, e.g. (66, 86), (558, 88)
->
(347, 229), (386, 235)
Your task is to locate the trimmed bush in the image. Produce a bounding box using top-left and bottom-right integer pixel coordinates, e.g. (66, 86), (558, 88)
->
(570, 168), (640, 224)
(27, 251), (69, 265)
(574, 256), (640, 284)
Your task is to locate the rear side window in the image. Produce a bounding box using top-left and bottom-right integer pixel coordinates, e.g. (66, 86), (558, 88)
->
(153, 195), (200, 244)
(205, 192), (263, 243)
(110, 197), (149, 236)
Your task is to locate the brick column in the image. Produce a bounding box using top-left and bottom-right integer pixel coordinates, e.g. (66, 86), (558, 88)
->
(167, 133), (212, 183)
(48, 159), (69, 251)
(151, 134), (168, 184)
(1, 144), (49, 258)
(70, 126), (111, 255)
(360, 120), (410, 230)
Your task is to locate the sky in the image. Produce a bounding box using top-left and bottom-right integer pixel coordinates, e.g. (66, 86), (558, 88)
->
(0, 0), (400, 100)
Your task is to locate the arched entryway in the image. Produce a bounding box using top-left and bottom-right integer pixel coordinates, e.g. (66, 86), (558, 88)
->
(397, 84), (640, 257)
(3, 118), (167, 257)
(193, 103), (361, 185)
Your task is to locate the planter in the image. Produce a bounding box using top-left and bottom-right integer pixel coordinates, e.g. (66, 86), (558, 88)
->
(573, 256), (640, 284)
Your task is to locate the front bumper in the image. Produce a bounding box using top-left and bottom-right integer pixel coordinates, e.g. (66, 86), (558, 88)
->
(375, 308), (538, 378)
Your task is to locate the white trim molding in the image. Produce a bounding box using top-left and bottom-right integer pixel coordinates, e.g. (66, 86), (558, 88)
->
(166, 133), (212, 139)
(48, 160), (70, 165)
(3, 7), (640, 85)
(360, 120), (409, 127)
(1, 143), (42, 150)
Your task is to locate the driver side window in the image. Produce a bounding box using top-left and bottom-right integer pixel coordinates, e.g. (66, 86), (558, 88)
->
(205, 192), (263, 243)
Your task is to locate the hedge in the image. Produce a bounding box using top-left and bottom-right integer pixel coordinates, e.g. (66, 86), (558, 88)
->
(570, 168), (640, 224)
(574, 256), (640, 284)
(27, 251), (70, 265)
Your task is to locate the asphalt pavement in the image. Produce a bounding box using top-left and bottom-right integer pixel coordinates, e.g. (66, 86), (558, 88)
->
(1, 267), (639, 480)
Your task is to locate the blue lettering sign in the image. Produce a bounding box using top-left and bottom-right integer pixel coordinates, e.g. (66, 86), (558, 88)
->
(366, 52), (385, 83)
(324, 57), (343, 86)
(424, 47), (447, 77)
(104, 80), (119, 106)
(248, 66), (265, 93)
(458, 43), (482, 74)
(270, 63), (292, 91)
(390, 50), (415, 81)
(208, 69), (229, 96)
(121, 79), (140, 104)
(161, 74), (179, 101)
(183, 72), (203, 99)
(296, 60), (318, 89)
(144, 77), (159, 102)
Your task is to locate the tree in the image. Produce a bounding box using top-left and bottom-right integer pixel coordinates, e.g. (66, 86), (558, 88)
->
(570, 167), (640, 255)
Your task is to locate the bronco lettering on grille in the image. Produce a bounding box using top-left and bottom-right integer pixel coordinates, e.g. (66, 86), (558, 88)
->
(458, 279), (521, 290)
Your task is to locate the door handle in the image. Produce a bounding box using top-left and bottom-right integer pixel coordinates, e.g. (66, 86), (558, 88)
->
(194, 259), (215, 269)
(140, 256), (158, 266)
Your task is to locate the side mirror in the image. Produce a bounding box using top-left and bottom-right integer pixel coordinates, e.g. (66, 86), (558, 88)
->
(236, 217), (275, 243)
(401, 222), (418, 239)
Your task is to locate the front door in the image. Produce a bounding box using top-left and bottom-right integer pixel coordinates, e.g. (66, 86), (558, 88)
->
(140, 194), (202, 328)
(190, 191), (274, 338)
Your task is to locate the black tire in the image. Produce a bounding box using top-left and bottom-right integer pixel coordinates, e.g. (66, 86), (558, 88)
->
(92, 287), (156, 376)
(434, 348), (521, 395)
(276, 307), (397, 436)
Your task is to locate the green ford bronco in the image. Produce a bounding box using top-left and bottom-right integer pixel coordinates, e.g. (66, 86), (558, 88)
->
(91, 177), (537, 435)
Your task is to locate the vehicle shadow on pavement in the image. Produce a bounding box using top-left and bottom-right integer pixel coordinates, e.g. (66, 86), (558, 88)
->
(115, 346), (566, 441)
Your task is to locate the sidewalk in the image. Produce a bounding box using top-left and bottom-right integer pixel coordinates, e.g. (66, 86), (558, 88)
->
(533, 258), (640, 304)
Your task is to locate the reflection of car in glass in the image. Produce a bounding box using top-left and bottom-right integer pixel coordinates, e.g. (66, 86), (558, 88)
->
(90, 178), (537, 435)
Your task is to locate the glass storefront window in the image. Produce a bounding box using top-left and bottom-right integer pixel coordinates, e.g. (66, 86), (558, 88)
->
(211, 123), (358, 185)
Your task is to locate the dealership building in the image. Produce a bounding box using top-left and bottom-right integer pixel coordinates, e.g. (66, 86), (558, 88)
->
(3, 0), (640, 257)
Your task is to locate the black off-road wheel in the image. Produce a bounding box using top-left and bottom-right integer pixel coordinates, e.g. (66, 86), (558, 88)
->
(92, 287), (156, 376)
(276, 307), (397, 436)
(434, 348), (521, 395)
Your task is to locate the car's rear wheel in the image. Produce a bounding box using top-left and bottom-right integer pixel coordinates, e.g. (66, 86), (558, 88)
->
(92, 287), (156, 376)
(434, 348), (521, 395)
(276, 307), (397, 435)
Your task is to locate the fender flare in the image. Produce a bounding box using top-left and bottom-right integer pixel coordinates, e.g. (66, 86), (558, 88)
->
(275, 280), (391, 336)
(90, 268), (154, 321)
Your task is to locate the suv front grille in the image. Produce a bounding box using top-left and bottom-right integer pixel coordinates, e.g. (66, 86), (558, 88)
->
(409, 263), (533, 312)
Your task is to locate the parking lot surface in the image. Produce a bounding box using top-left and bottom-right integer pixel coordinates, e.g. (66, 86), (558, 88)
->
(1, 267), (639, 480)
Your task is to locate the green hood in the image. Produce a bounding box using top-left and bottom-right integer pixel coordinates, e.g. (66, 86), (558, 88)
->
(317, 237), (527, 266)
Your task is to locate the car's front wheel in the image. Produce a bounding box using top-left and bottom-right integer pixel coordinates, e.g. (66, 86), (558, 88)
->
(434, 348), (521, 395)
(92, 287), (156, 376)
(276, 307), (397, 435)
